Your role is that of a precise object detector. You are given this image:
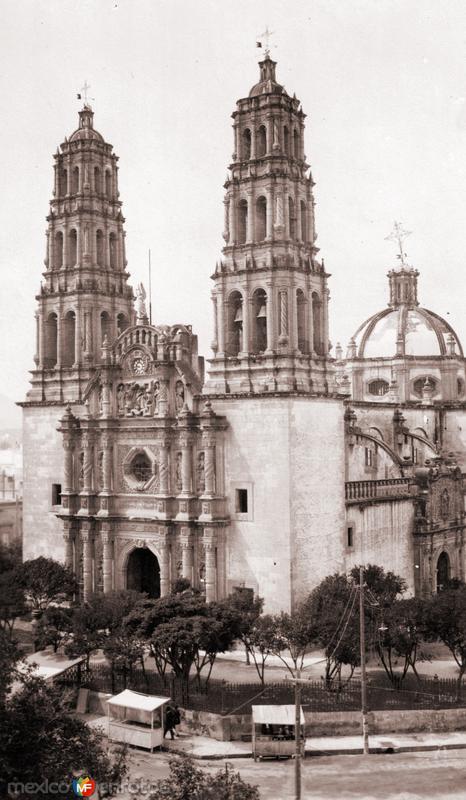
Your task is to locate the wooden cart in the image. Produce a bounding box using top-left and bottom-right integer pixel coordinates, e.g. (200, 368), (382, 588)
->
(251, 704), (305, 761)
(106, 689), (171, 752)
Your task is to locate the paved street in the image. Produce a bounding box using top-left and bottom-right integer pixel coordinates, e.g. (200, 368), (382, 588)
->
(118, 748), (466, 799)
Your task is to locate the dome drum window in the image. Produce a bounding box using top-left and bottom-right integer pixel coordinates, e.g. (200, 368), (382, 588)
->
(412, 376), (438, 399)
(367, 379), (389, 396)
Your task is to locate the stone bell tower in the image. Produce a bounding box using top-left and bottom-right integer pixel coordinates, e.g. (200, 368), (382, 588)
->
(21, 104), (135, 560)
(207, 55), (332, 394)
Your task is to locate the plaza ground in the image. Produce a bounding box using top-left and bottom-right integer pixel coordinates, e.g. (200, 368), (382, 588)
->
(116, 748), (466, 799)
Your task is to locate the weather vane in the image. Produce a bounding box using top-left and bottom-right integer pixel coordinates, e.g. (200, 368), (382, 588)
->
(385, 221), (412, 267)
(257, 26), (275, 57)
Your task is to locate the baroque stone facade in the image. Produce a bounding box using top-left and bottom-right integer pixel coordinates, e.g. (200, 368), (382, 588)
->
(21, 56), (466, 610)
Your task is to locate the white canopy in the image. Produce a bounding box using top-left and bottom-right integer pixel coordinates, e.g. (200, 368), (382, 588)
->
(107, 689), (170, 713)
(252, 704), (305, 726)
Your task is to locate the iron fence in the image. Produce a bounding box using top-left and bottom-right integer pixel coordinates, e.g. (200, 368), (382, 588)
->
(82, 665), (466, 716)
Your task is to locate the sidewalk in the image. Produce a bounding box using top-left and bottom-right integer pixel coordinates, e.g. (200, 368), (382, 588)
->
(84, 714), (466, 759)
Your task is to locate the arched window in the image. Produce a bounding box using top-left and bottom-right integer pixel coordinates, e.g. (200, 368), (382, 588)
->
(283, 126), (290, 155)
(96, 230), (104, 267)
(101, 311), (111, 347)
(300, 201), (307, 241)
(105, 170), (112, 198)
(117, 313), (129, 336)
(69, 229), (77, 266)
(62, 311), (75, 367)
(293, 128), (300, 158)
(437, 551), (450, 592)
(54, 232), (63, 269)
(312, 292), (323, 355)
(71, 166), (79, 194)
(288, 197), (296, 239)
(252, 288), (267, 353)
(226, 291), (243, 356)
(59, 168), (67, 197)
(109, 232), (117, 269)
(368, 379), (390, 396)
(94, 166), (101, 195)
(238, 199), (248, 244)
(257, 125), (267, 158)
(44, 313), (57, 368)
(297, 289), (307, 353)
(256, 196), (267, 241)
(242, 129), (251, 160)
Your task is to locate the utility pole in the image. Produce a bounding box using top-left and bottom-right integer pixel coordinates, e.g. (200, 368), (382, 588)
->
(285, 670), (305, 800)
(359, 565), (369, 755)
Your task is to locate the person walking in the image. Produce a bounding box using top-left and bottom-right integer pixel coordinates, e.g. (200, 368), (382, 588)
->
(164, 704), (176, 740)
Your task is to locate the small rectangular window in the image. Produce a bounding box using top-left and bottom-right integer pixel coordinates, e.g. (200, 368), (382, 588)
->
(347, 526), (354, 548)
(235, 488), (248, 514)
(52, 483), (62, 506)
(365, 447), (373, 467)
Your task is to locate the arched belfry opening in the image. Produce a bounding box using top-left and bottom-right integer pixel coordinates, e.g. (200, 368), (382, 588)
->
(62, 311), (76, 367)
(242, 129), (251, 160)
(44, 313), (58, 368)
(297, 289), (307, 353)
(257, 125), (267, 157)
(69, 229), (77, 266)
(252, 288), (267, 353)
(126, 547), (160, 598)
(226, 291), (243, 356)
(312, 292), (323, 355)
(256, 196), (267, 241)
(238, 199), (248, 244)
(436, 551), (450, 592)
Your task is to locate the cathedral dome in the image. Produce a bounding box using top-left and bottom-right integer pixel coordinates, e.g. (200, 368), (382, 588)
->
(354, 306), (463, 359)
(351, 267), (463, 359)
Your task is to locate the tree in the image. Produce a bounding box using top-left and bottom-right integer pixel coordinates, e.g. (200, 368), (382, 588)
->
(305, 573), (360, 689)
(18, 556), (78, 612)
(374, 597), (427, 688)
(65, 598), (109, 669)
(35, 606), (73, 653)
(148, 754), (260, 800)
(242, 614), (276, 685)
(268, 607), (317, 677)
(0, 569), (27, 640)
(0, 667), (127, 798)
(103, 631), (146, 691)
(224, 588), (264, 665)
(423, 581), (466, 698)
(192, 600), (242, 689)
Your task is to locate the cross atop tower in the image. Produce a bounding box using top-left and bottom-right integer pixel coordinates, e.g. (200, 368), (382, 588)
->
(257, 26), (275, 57)
(385, 221), (412, 267)
(80, 80), (91, 105)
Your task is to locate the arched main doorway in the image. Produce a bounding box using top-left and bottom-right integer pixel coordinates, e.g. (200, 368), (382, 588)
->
(436, 551), (450, 593)
(126, 547), (160, 598)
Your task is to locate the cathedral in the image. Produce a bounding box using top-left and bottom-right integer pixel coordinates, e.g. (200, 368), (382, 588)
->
(21, 55), (466, 611)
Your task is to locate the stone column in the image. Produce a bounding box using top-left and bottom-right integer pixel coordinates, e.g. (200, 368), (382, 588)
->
(250, 120), (256, 159)
(34, 312), (40, 367)
(76, 224), (82, 265)
(179, 436), (192, 495)
(63, 524), (74, 571)
(278, 290), (289, 345)
(217, 294), (225, 356)
(38, 311), (44, 369)
(181, 530), (193, 583)
(266, 189), (274, 239)
(101, 527), (113, 594)
(82, 435), (93, 492)
(228, 195), (235, 246)
(203, 530), (217, 602)
(308, 292), (315, 355)
(246, 191), (253, 243)
(322, 287), (330, 356)
(74, 311), (81, 367)
(202, 433), (216, 497)
(223, 199), (230, 244)
(56, 314), (62, 368)
(240, 293), (250, 355)
(159, 535), (170, 596)
(266, 116), (273, 155)
(265, 284), (275, 352)
(45, 230), (50, 269)
(63, 439), (74, 493)
(101, 436), (112, 492)
(81, 527), (93, 601)
(158, 440), (170, 495)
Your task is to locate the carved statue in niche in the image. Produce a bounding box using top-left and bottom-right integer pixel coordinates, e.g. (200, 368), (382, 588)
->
(175, 380), (185, 412)
(440, 488), (450, 520)
(78, 452), (84, 490)
(98, 451), (104, 490)
(175, 452), (182, 492)
(153, 381), (160, 414)
(117, 384), (126, 416)
(197, 452), (205, 493)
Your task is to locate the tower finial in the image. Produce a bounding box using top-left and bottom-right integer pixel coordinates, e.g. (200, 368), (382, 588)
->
(257, 26), (274, 58)
(385, 221), (412, 268)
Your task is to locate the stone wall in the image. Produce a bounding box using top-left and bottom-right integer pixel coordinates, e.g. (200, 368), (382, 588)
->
(211, 395), (346, 612)
(345, 499), (415, 593)
(22, 404), (65, 561)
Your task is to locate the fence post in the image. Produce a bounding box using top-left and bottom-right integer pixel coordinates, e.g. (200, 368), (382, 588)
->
(433, 673), (439, 706)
